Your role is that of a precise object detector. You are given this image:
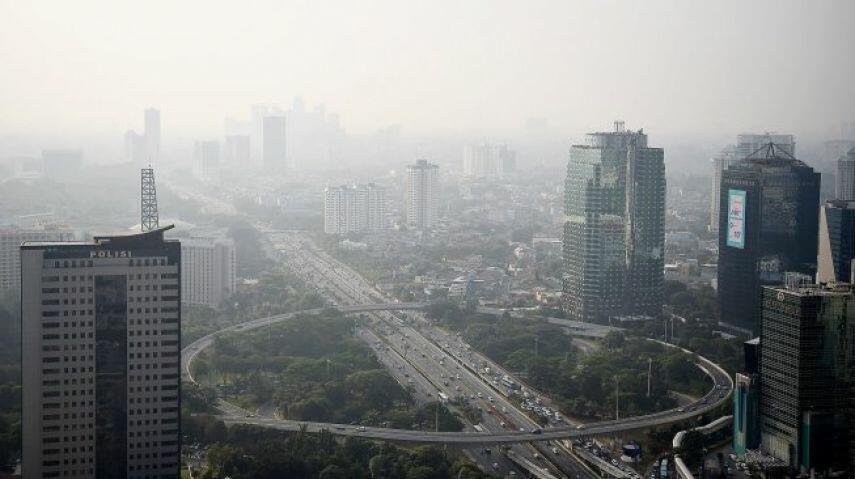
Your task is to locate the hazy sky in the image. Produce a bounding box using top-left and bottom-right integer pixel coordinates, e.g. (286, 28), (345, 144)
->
(1, 0), (854, 140)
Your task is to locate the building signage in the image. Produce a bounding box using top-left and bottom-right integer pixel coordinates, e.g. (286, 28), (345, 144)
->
(727, 189), (747, 249)
(89, 250), (132, 258)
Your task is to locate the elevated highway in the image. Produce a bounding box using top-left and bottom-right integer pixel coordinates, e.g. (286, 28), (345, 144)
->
(182, 303), (734, 445)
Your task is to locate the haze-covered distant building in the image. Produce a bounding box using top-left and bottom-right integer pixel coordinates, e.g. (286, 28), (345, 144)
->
(124, 108), (161, 166)
(224, 135), (251, 166)
(836, 147), (855, 201)
(710, 145), (740, 232)
(717, 143), (820, 331)
(562, 121), (665, 323)
(42, 149), (83, 177)
(194, 140), (221, 181)
(181, 237), (236, 308)
(463, 143), (516, 179)
(0, 225), (74, 291)
(324, 184), (387, 234)
(263, 115), (287, 172)
(736, 133), (795, 159)
(406, 160), (440, 230)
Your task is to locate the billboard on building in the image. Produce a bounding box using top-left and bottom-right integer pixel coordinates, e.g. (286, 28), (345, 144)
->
(727, 189), (747, 249)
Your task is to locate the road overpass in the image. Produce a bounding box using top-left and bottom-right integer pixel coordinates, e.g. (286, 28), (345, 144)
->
(183, 303), (734, 445)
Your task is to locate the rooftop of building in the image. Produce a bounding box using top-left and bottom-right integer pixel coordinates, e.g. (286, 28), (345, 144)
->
(733, 142), (810, 169)
(764, 280), (855, 297)
(22, 225), (176, 249)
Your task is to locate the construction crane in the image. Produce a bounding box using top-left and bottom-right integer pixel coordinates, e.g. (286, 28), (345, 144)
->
(140, 166), (159, 232)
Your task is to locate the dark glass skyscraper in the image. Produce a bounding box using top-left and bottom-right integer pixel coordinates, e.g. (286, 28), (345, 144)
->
(563, 122), (665, 323)
(758, 283), (855, 475)
(717, 143), (820, 331)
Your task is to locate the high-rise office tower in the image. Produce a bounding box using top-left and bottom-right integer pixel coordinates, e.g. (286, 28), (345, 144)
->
(144, 108), (161, 164)
(562, 121), (665, 323)
(224, 135), (251, 166)
(193, 140), (221, 181)
(758, 282), (855, 474)
(0, 225), (73, 291)
(710, 145), (740, 232)
(21, 226), (182, 478)
(406, 160), (440, 230)
(733, 338), (761, 456)
(836, 148), (855, 201)
(323, 184), (387, 234)
(817, 200), (855, 283)
(262, 115), (287, 172)
(181, 237), (236, 308)
(717, 143), (820, 331)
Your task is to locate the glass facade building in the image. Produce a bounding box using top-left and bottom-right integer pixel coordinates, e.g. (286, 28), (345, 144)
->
(717, 143), (820, 331)
(563, 122), (665, 323)
(758, 284), (855, 475)
(817, 200), (855, 284)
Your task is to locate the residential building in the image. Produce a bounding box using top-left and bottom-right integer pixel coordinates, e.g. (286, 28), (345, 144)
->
(757, 282), (855, 475)
(324, 183), (387, 234)
(0, 225), (74, 291)
(836, 147), (855, 201)
(717, 143), (821, 331)
(406, 160), (440, 230)
(262, 115), (287, 172)
(20, 226), (182, 478)
(562, 121), (665, 323)
(181, 237), (236, 308)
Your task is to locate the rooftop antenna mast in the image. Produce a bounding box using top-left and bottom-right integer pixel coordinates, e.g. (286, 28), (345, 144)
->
(140, 164), (160, 232)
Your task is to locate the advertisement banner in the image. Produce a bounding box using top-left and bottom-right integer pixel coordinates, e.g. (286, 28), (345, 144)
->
(727, 189), (747, 249)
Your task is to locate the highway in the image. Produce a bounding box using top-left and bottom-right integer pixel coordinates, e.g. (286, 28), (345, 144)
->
(182, 229), (733, 478)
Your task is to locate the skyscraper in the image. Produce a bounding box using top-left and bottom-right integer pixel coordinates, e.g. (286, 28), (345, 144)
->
(710, 145), (740, 232)
(262, 115), (287, 172)
(817, 200), (855, 283)
(717, 143), (820, 330)
(757, 282), (855, 475)
(836, 147), (855, 201)
(21, 226), (181, 478)
(562, 121), (665, 323)
(406, 160), (440, 230)
(144, 108), (161, 164)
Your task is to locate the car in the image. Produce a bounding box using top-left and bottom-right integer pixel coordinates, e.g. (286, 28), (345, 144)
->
(576, 424), (585, 430)
(532, 428), (542, 435)
(356, 426), (366, 432)
(552, 447), (560, 455)
(492, 462), (500, 470)
(677, 407), (685, 412)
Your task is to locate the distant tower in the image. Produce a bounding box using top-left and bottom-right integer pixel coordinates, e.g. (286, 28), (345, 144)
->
(140, 167), (160, 232)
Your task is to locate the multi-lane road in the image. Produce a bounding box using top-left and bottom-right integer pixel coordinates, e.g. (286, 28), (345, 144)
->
(182, 228), (733, 478)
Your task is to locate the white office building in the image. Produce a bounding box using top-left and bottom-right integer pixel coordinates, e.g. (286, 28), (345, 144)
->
(0, 225), (74, 291)
(324, 184), (387, 234)
(180, 237), (236, 308)
(20, 227), (181, 478)
(406, 160), (439, 230)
